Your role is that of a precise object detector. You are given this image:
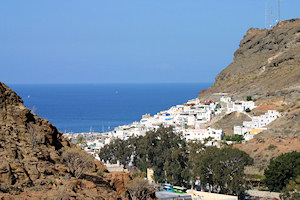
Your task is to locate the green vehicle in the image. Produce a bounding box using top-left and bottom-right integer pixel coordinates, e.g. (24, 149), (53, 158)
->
(173, 186), (187, 193)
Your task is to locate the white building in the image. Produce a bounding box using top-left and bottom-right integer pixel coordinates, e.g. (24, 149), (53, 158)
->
(220, 96), (231, 103)
(183, 128), (223, 144)
(226, 101), (256, 114)
(233, 110), (280, 140)
(196, 110), (212, 122)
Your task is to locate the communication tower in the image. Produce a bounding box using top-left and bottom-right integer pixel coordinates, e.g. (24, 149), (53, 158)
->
(277, 0), (281, 23)
(265, 0), (268, 29)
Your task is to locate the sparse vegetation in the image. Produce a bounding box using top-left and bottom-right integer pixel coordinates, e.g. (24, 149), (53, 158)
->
(246, 96), (252, 101)
(56, 185), (70, 200)
(223, 135), (245, 143)
(76, 136), (87, 146)
(126, 177), (150, 200)
(258, 165), (265, 172)
(248, 174), (265, 180)
(27, 123), (43, 150)
(62, 147), (94, 178)
(97, 170), (105, 177)
(268, 144), (277, 150)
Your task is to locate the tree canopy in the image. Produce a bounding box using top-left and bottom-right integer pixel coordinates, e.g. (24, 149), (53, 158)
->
(191, 146), (253, 196)
(134, 126), (189, 185)
(99, 126), (253, 197)
(99, 136), (140, 167)
(264, 151), (300, 192)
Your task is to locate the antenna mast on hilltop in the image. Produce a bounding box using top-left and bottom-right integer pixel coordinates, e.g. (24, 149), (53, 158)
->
(265, 0), (268, 29)
(277, 0), (281, 23)
(271, 7), (273, 28)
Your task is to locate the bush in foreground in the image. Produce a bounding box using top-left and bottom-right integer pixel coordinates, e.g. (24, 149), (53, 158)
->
(62, 147), (94, 178)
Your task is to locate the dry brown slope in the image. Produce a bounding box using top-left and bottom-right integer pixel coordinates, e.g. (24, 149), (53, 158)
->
(210, 111), (251, 136)
(199, 18), (300, 138)
(0, 82), (130, 199)
(200, 18), (300, 98)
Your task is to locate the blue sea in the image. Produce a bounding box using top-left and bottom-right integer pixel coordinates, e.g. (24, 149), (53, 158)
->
(9, 83), (211, 133)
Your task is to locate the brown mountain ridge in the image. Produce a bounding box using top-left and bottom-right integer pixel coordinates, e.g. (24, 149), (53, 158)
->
(0, 82), (131, 199)
(199, 18), (300, 174)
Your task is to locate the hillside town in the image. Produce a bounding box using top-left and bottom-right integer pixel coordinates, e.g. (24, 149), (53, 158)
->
(63, 95), (280, 158)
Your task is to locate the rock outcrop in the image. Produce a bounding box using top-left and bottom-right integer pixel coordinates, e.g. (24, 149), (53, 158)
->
(198, 19), (300, 174)
(0, 82), (131, 199)
(199, 18), (300, 138)
(201, 18), (300, 98)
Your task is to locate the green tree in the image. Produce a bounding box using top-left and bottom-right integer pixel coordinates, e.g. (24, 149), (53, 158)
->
(76, 136), (87, 146)
(193, 146), (253, 196)
(280, 176), (300, 200)
(193, 146), (219, 190)
(164, 146), (190, 186)
(246, 96), (252, 101)
(134, 126), (190, 186)
(188, 141), (206, 185)
(99, 137), (140, 167)
(245, 108), (251, 113)
(264, 151), (300, 192)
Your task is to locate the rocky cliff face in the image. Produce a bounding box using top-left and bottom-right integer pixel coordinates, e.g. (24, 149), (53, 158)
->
(200, 18), (300, 138)
(0, 82), (130, 199)
(201, 18), (300, 98)
(199, 19), (300, 174)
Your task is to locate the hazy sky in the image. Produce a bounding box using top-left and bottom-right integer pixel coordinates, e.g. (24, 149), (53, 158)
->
(1, 0), (299, 84)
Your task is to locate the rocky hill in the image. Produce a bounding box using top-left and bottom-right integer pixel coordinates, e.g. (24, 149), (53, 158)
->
(0, 82), (131, 199)
(199, 18), (300, 138)
(199, 18), (300, 174)
(201, 18), (300, 98)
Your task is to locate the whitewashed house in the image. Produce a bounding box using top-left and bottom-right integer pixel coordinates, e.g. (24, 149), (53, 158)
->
(233, 110), (280, 140)
(183, 128), (223, 144)
(226, 101), (256, 114)
(220, 96), (231, 103)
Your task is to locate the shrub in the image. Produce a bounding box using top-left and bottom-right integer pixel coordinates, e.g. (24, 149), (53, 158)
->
(62, 147), (94, 178)
(246, 96), (252, 101)
(258, 165), (265, 172)
(97, 170), (104, 177)
(76, 136), (87, 146)
(223, 135), (245, 143)
(278, 108), (284, 113)
(268, 144), (277, 150)
(126, 177), (150, 200)
(245, 108), (251, 113)
(27, 123), (43, 150)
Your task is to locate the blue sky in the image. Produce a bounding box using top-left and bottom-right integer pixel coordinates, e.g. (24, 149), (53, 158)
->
(1, 0), (299, 84)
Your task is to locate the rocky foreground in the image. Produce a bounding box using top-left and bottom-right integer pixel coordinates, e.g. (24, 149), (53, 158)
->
(0, 82), (134, 199)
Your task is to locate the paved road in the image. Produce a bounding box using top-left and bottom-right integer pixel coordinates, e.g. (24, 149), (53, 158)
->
(246, 189), (280, 199)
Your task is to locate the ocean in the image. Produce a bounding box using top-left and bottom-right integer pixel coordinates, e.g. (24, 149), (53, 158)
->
(9, 83), (211, 133)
